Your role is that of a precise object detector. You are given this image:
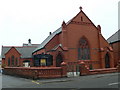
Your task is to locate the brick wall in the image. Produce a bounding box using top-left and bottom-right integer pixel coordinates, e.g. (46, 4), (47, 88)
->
(111, 42), (120, 67)
(3, 67), (66, 79)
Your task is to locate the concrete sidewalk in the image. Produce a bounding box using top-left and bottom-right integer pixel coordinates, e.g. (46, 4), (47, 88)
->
(34, 72), (119, 84)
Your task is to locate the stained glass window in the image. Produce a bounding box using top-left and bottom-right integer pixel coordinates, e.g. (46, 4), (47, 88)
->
(78, 38), (90, 60)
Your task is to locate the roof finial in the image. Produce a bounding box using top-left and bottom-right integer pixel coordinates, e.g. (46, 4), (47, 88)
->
(79, 6), (82, 11)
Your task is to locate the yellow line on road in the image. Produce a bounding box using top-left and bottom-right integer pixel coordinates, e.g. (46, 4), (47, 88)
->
(32, 80), (42, 85)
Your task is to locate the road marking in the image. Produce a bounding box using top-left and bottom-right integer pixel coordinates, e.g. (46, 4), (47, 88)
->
(96, 73), (120, 78)
(108, 82), (120, 86)
(31, 79), (72, 85)
(32, 80), (42, 85)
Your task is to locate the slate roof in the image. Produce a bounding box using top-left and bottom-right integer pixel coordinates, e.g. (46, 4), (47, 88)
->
(33, 27), (62, 53)
(107, 30), (120, 43)
(23, 44), (40, 47)
(1, 46), (38, 58)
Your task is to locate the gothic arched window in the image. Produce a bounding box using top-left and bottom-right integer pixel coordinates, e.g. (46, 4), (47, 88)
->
(8, 57), (10, 66)
(105, 53), (110, 68)
(81, 16), (83, 21)
(11, 55), (14, 66)
(16, 58), (18, 66)
(56, 53), (63, 67)
(78, 37), (90, 60)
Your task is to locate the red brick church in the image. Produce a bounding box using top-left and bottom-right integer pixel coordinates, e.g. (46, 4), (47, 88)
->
(33, 7), (114, 70)
(1, 7), (116, 78)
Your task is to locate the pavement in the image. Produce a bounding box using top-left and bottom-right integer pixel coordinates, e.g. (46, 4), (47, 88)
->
(34, 72), (119, 83)
(2, 72), (120, 88)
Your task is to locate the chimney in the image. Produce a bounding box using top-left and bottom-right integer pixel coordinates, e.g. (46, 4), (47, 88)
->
(79, 6), (83, 11)
(49, 32), (52, 35)
(28, 39), (31, 46)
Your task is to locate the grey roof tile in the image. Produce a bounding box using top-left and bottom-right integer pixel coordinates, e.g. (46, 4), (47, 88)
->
(33, 27), (62, 53)
(1, 46), (38, 58)
(1, 47), (11, 58)
(107, 30), (120, 43)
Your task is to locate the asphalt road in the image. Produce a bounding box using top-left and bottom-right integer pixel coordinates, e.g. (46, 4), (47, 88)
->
(2, 72), (120, 88)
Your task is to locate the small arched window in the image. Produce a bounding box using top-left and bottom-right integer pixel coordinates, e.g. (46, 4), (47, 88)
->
(78, 37), (90, 60)
(81, 16), (83, 21)
(11, 55), (14, 66)
(105, 53), (110, 68)
(56, 52), (63, 67)
(8, 57), (10, 66)
(16, 58), (18, 66)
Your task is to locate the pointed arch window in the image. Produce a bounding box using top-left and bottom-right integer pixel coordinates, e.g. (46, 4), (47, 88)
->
(78, 37), (90, 60)
(81, 16), (83, 21)
(8, 57), (10, 66)
(11, 55), (14, 66)
(16, 58), (18, 66)
(105, 53), (110, 68)
(56, 52), (63, 67)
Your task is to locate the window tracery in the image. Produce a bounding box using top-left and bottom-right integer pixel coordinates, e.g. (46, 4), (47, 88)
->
(78, 37), (90, 60)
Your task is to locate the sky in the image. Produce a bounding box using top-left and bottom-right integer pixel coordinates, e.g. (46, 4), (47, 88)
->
(0, 0), (119, 55)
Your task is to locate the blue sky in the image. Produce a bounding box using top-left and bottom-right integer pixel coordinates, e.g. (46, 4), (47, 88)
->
(0, 0), (119, 54)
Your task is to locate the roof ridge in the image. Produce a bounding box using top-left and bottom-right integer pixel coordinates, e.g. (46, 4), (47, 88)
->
(2, 46), (23, 48)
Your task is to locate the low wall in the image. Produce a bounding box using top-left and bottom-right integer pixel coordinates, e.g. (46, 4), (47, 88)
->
(89, 68), (118, 75)
(3, 67), (118, 79)
(3, 67), (64, 79)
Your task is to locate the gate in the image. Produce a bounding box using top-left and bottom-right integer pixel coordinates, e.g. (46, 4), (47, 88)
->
(67, 62), (80, 77)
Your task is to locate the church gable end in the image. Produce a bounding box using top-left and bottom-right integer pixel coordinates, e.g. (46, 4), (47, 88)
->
(5, 47), (21, 57)
(69, 7), (96, 28)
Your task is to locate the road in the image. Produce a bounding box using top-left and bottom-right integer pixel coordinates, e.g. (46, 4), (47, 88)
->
(2, 72), (120, 88)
